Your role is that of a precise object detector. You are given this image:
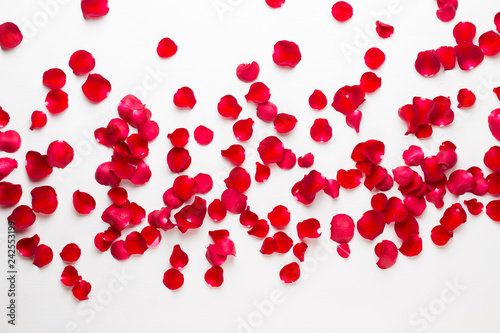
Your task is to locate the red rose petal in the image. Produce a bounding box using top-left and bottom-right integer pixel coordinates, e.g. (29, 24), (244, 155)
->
(258, 136), (285, 164)
(168, 128), (189, 148)
(60, 243), (81, 262)
(375, 21), (394, 38)
(375, 240), (398, 269)
(245, 82), (271, 104)
(221, 188), (247, 214)
(248, 219), (270, 238)
(399, 238), (422, 260)
(31, 186), (58, 214)
(260, 237), (277, 255)
(208, 199), (227, 222)
(457, 88), (476, 108)
(266, 0), (285, 8)
(81, 0), (109, 19)
(337, 243), (351, 258)
(0, 107), (9, 128)
(255, 162), (271, 183)
(94, 233), (112, 252)
(489, 110), (500, 141)
(194, 173), (213, 194)
(440, 203), (467, 231)
(436, 0), (458, 22)
(218, 95), (242, 119)
(364, 47), (385, 70)
(29, 111), (47, 130)
(224, 167), (251, 193)
(276, 149), (296, 170)
(69, 50), (95, 75)
(453, 21), (476, 44)
(236, 61), (260, 82)
(140, 226), (161, 247)
(382, 197), (408, 223)
(95, 162), (121, 187)
(494, 87), (500, 101)
(16, 234), (40, 257)
(273, 231), (294, 254)
(293, 242), (308, 262)
(138, 120), (159, 142)
(447, 170), (476, 195)
(163, 268), (184, 290)
(148, 208), (174, 231)
(331, 1), (353, 22)
(395, 216), (419, 240)
(82, 74), (111, 103)
(173, 87), (196, 109)
(8, 205), (35, 230)
(371, 193), (388, 212)
(240, 207), (259, 227)
(403, 195), (427, 217)
(403, 145), (424, 166)
(310, 118), (332, 143)
(0, 158), (17, 181)
(415, 50), (441, 77)
(110, 240), (131, 260)
(297, 153), (314, 168)
(430, 96), (454, 127)
(337, 169), (362, 189)
(107, 187), (127, 206)
(129, 161), (151, 185)
(194, 125), (214, 145)
(157, 38), (177, 58)
(298, 170), (328, 201)
(127, 134), (149, 159)
(479, 31), (500, 56)
(268, 205), (291, 229)
(47, 140), (74, 168)
(72, 280), (92, 301)
(345, 110), (362, 133)
(425, 187), (446, 209)
(256, 102), (278, 122)
(309, 90), (328, 110)
(204, 266), (224, 287)
(25, 151), (52, 180)
(464, 199), (483, 216)
(357, 210), (386, 240)
(421, 156), (444, 183)
(279, 262), (300, 283)
(173, 175), (198, 201)
(486, 199), (500, 222)
(45, 89), (68, 114)
(167, 147), (191, 173)
(33, 244), (53, 268)
(431, 225), (453, 246)
(94, 125), (120, 148)
(124, 231), (148, 255)
(43, 68), (66, 89)
(360, 72), (382, 93)
(221, 144), (245, 166)
(233, 118), (254, 141)
(436, 46), (456, 71)
(273, 40), (301, 68)
(297, 218), (321, 240)
(484, 146), (500, 171)
(102, 204), (132, 231)
(0, 22), (23, 49)
(332, 85), (365, 115)
(61, 265), (81, 287)
(455, 43), (484, 70)
(330, 214), (354, 243)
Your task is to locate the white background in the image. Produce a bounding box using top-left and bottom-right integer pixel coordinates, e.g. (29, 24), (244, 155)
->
(1, 0), (500, 332)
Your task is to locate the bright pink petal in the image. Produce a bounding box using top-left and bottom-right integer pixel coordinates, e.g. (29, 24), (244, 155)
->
(16, 234), (40, 257)
(194, 125), (214, 145)
(273, 40), (301, 68)
(245, 82), (271, 104)
(221, 145), (245, 166)
(47, 140), (74, 168)
(233, 118), (254, 141)
(375, 21), (394, 38)
(173, 87), (196, 109)
(81, 0), (109, 19)
(0, 22), (23, 49)
(279, 262), (300, 283)
(375, 240), (398, 269)
(0, 107), (9, 128)
(310, 118), (332, 143)
(43, 68), (66, 89)
(204, 266), (224, 287)
(415, 50), (441, 77)
(331, 1), (353, 22)
(218, 95), (242, 119)
(33, 244), (53, 268)
(309, 90), (328, 110)
(403, 145), (424, 166)
(157, 38), (177, 58)
(69, 50), (95, 75)
(45, 89), (68, 114)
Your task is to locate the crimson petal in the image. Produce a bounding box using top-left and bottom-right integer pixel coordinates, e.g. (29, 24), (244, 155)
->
(375, 240), (398, 269)
(233, 118), (254, 141)
(43, 68), (66, 89)
(357, 210), (386, 240)
(279, 262), (300, 283)
(157, 38), (177, 58)
(163, 269), (184, 290)
(81, 0), (109, 19)
(205, 266), (224, 287)
(331, 1), (353, 22)
(218, 95), (242, 119)
(273, 40), (301, 68)
(236, 62), (260, 82)
(60, 243), (81, 262)
(33, 244), (53, 268)
(31, 186), (58, 214)
(47, 140), (74, 168)
(415, 50), (440, 77)
(194, 125), (214, 145)
(61, 265), (81, 287)
(245, 82), (271, 104)
(309, 90), (328, 110)
(16, 234), (40, 257)
(454, 43), (484, 70)
(45, 89), (68, 114)
(8, 205), (36, 229)
(0, 22), (23, 49)
(72, 280), (92, 301)
(173, 87), (196, 109)
(69, 50), (95, 75)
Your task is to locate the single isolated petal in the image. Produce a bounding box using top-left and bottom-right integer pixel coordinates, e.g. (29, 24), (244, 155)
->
(221, 145), (245, 166)
(31, 186), (58, 214)
(218, 95), (242, 119)
(346, 110), (362, 133)
(8, 205), (36, 229)
(245, 82), (271, 104)
(33, 244), (53, 268)
(293, 242), (308, 262)
(337, 243), (351, 258)
(233, 118), (254, 141)
(464, 199), (483, 216)
(69, 50), (95, 75)
(454, 43), (484, 71)
(169, 244), (189, 269)
(81, 0), (109, 19)
(457, 88), (476, 108)
(239, 207), (258, 227)
(360, 72), (381, 93)
(431, 225), (453, 246)
(310, 118), (332, 143)
(60, 243), (81, 262)
(297, 218), (321, 239)
(274, 113), (297, 134)
(268, 205), (291, 228)
(163, 268), (184, 290)
(16, 234), (40, 257)
(297, 153), (314, 168)
(157, 38), (177, 58)
(236, 61), (260, 82)
(266, 0), (285, 8)
(45, 89), (68, 114)
(357, 210), (386, 240)
(273, 40), (301, 68)
(309, 90), (328, 110)
(255, 162), (271, 183)
(30, 111), (47, 130)
(194, 125), (214, 145)
(173, 87), (196, 109)
(0, 130), (21, 153)
(204, 266), (224, 287)
(43, 68), (66, 89)
(167, 128), (189, 148)
(0, 22), (23, 49)
(61, 265), (81, 287)
(208, 199), (227, 222)
(256, 102), (278, 122)
(375, 21), (394, 38)
(224, 167), (251, 193)
(331, 1), (353, 22)
(364, 47), (385, 70)
(82, 74), (111, 103)
(330, 214), (354, 243)
(47, 140), (74, 168)
(453, 21), (476, 44)
(279, 262), (300, 283)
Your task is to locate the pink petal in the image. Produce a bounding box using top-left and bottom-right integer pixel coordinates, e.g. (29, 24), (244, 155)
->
(45, 89), (68, 114)
(309, 90), (328, 110)
(279, 262), (300, 283)
(255, 162), (271, 183)
(208, 199), (227, 222)
(167, 147), (191, 173)
(43, 68), (66, 89)
(204, 266), (224, 287)
(81, 0), (109, 19)
(364, 47), (385, 69)
(8, 205), (35, 230)
(47, 140), (74, 168)
(218, 95), (242, 119)
(415, 50), (441, 77)
(31, 186), (58, 214)
(16, 234), (40, 257)
(148, 207), (174, 231)
(233, 118), (254, 141)
(194, 125), (214, 145)
(25, 151), (52, 180)
(173, 87), (196, 109)
(374, 240), (398, 269)
(357, 210), (386, 240)
(163, 269), (184, 290)
(375, 21), (394, 38)
(110, 240), (131, 260)
(157, 38), (177, 58)
(69, 50), (95, 75)
(221, 144), (245, 166)
(273, 40), (302, 68)
(245, 82), (271, 104)
(0, 22), (23, 49)
(310, 118), (333, 143)
(61, 265), (81, 287)
(425, 187), (446, 209)
(221, 188), (247, 214)
(33, 244), (53, 268)
(60, 243), (81, 262)
(455, 43), (484, 70)
(293, 243), (308, 262)
(256, 102), (278, 122)
(266, 0), (285, 8)
(431, 225), (453, 246)
(453, 21), (476, 44)
(236, 62), (260, 82)
(331, 1), (353, 22)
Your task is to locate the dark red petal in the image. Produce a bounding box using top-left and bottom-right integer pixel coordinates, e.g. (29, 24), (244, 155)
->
(0, 181), (21, 206)
(47, 140), (74, 168)
(221, 188), (247, 214)
(25, 151), (52, 180)
(357, 210), (386, 240)
(127, 134), (149, 159)
(375, 240), (398, 269)
(297, 218), (321, 239)
(163, 268), (184, 290)
(337, 169), (362, 189)
(168, 128), (189, 148)
(218, 95), (242, 119)
(457, 88), (476, 108)
(440, 203), (467, 231)
(421, 156), (444, 183)
(9, 205), (35, 229)
(273, 231), (294, 254)
(464, 199), (483, 216)
(258, 136), (285, 164)
(425, 187), (446, 209)
(61, 265), (81, 287)
(173, 87), (196, 109)
(256, 102), (278, 122)
(16, 234), (40, 257)
(60, 243), (81, 262)
(273, 40), (301, 68)
(255, 162), (271, 183)
(371, 193), (388, 211)
(479, 31), (500, 56)
(293, 243), (308, 262)
(486, 199), (500, 222)
(29, 111), (47, 130)
(310, 118), (332, 143)
(167, 147), (191, 173)
(431, 225), (453, 246)
(455, 43), (484, 70)
(484, 146), (500, 171)
(194, 125), (214, 145)
(31, 186), (57, 214)
(268, 205), (290, 228)
(224, 167), (251, 193)
(297, 153), (314, 168)
(436, 46), (456, 71)
(331, 1), (353, 22)
(298, 170), (328, 201)
(436, 0), (458, 22)
(337, 243), (351, 258)
(395, 216), (420, 240)
(0, 22), (23, 49)
(364, 47), (385, 70)
(140, 226), (161, 247)
(276, 149), (296, 170)
(453, 21), (476, 44)
(240, 207), (259, 227)
(138, 120), (159, 142)
(360, 140), (385, 164)
(157, 38), (177, 58)
(415, 50), (441, 77)
(360, 72), (382, 93)
(208, 199), (227, 222)
(72, 280), (92, 301)
(173, 175), (198, 201)
(236, 61), (260, 82)
(148, 207), (174, 231)
(33, 244), (53, 268)
(205, 266), (224, 287)
(69, 50), (95, 75)
(245, 82), (271, 104)
(43, 68), (66, 89)
(221, 144), (245, 166)
(447, 170), (476, 195)
(107, 187), (127, 206)
(233, 118), (254, 141)
(260, 237), (277, 255)
(375, 21), (394, 38)
(94, 233), (112, 252)
(279, 262), (300, 283)
(110, 240), (131, 260)
(248, 219), (270, 238)
(209, 229), (230, 243)
(403, 145), (424, 166)
(309, 90), (328, 110)
(382, 197), (408, 223)
(81, 0), (109, 19)
(45, 89), (68, 114)
(95, 162), (121, 187)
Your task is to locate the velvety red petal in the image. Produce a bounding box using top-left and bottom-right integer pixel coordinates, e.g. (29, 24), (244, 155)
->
(81, 0), (109, 19)
(224, 167), (251, 193)
(218, 95), (242, 119)
(173, 87), (196, 109)
(169, 244), (188, 269)
(297, 218), (321, 240)
(0, 107), (10, 128)
(157, 38), (177, 58)
(447, 170), (476, 195)
(194, 125), (214, 145)
(236, 61), (260, 82)
(245, 82), (271, 104)
(440, 203), (467, 231)
(430, 96), (454, 127)
(332, 85), (365, 115)
(260, 237), (277, 255)
(375, 21), (394, 38)
(0, 181), (22, 206)
(399, 235), (422, 257)
(273, 40), (301, 68)
(43, 68), (66, 89)
(337, 169), (363, 189)
(337, 243), (351, 258)
(276, 149), (296, 170)
(381, 197), (408, 223)
(256, 102), (278, 122)
(82, 73), (111, 103)
(110, 240), (131, 260)
(431, 225), (453, 246)
(280, 262), (300, 283)
(364, 47), (385, 69)
(167, 147), (191, 173)
(45, 89), (68, 114)
(163, 268), (184, 290)
(221, 188), (247, 214)
(0, 22), (23, 49)
(309, 90), (328, 110)
(395, 216), (420, 240)
(138, 120), (159, 142)
(167, 128), (189, 148)
(464, 199), (483, 216)
(101, 203), (131, 231)
(16, 234), (40, 257)
(172, 175), (198, 201)
(33, 244), (53, 268)
(8, 205), (36, 229)
(233, 118), (254, 141)
(72, 280), (92, 301)
(310, 118), (332, 143)
(31, 186), (57, 214)
(357, 210), (386, 240)
(47, 140), (74, 168)
(403, 195), (427, 217)
(455, 43), (484, 70)
(60, 243), (81, 262)
(25, 151), (52, 180)
(206, 244), (227, 266)
(61, 265), (81, 287)
(297, 153), (314, 168)
(258, 136), (285, 164)
(221, 144), (245, 166)
(140, 226), (162, 247)
(436, 1), (457, 22)
(273, 231), (293, 254)
(208, 199), (227, 222)
(331, 1), (353, 22)
(267, 205), (290, 228)
(360, 72), (382, 93)
(69, 50), (95, 75)
(415, 50), (441, 77)
(436, 46), (456, 71)
(486, 199), (500, 222)
(248, 219), (270, 238)
(330, 214), (355, 243)
(205, 266), (224, 287)
(479, 31), (500, 56)
(240, 206), (259, 227)
(255, 162), (271, 183)
(489, 110), (500, 141)
(375, 240), (398, 269)
(457, 88), (476, 108)
(453, 21), (476, 44)
(403, 145), (424, 166)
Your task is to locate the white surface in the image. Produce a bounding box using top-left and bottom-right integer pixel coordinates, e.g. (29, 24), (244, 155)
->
(1, 0), (500, 332)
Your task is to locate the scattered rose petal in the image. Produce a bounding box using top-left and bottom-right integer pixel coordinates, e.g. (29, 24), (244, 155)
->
(31, 186), (58, 214)
(248, 219), (270, 238)
(194, 125), (214, 145)
(169, 244), (189, 269)
(415, 50), (440, 77)
(436, 0), (458, 22)
(82, 73), (111, 103)
(236, 61), (260, 82)
(138, 120), (159, 142)
(364, 47), (385, 69)
(436, 46), (456, 71)
(447, 169), (476, 195)
(360, 72), (382, 93)
(30, 111), (47, 130)
(218, 95), (242, 119)
(157, 38), (177, 58)
(168, 128), (189, 148)
(0, 107), (9, 128)
(0, 22), (23, 49)
(163, 268), (184, 290)
(256, 102), (278, 122)
(330, 214), (354, 243)
(208, 199), (227, 222)
(8, 205), (35, 229)
(260, 237), (277, 255)
(479, 30), (500, 56)
(357, 210), (386, 240)
(0, 158), (17, 180)
(310, 118), (332, 143)
(205, 266), (224, 287)
(43, 68), (66, 89)
(233, 118), (254, 141)
(47, 140), (74, 168)
(255, 162), (271, 183)
(464, 199), (483, 216)
(173, 175), (198, 201)
(95, 162), (121, 187)
(279, 262), (300, 283)
(268, 205), (291, 228)
(337, 243), (350, 258)
(81, 0), (109, 19)
(375, 21), (394, 38)
(399, 235), (423, 257)
(110, 240), (131, 260)
(395, 216), (419, 240)
(489, 110), (500, 141)
(45, 89), (68, 114)
(297, 153), (314, 168)
(293, 243), (308, 262)
(273, 231), (294, 254)
(60, 243), (81, 262)
(332, 85), (365, 115)
(69, 50), (95, 75)
(167, 147), (191, 173)
(374, 240), (398, 269)
(309, 90), (328, 110)
(225, 167), (251, 193)
(484, 146), (500, 171)
(25, 151), (52, 180)
(297, 218), (321, 239)
(141, 226), (161, 247)
(345, 110), (362, 133)
(16, 234), (40, 257)
(331, 1), (353, 22)
(431, 225), (453, 246)
(457, 88), (476, 108)
(337, 169), (362, 189)
(221, 144), (245, 166)
(403, 145), (424, 166)
(486, 199), (500, 222)
(258, 136), (285, 164)
(173, 87), (196, 109)
(455, 43), (484, 70)
(221, 188), (247, 214)
(61, 265), (81, 287)
(245, 82), (271, 104)
(72, 280), (92, 301)
(453, 21), (476, 44)
(33, 244), (53, 268)
(273, 40), (301, 68)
